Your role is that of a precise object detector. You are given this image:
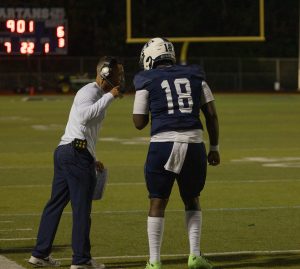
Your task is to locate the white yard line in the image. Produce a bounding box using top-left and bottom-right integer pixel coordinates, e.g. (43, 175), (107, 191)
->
(0, 183), (146, 188)
(1, 205), (300, 217)
(0, 178), (300, 188)
(53, 249), (300, 261)
(93, 205), (300, 214)
(206, 205), (300, 211)
(205, 249), (300, 257)
(0, 238), (36, 241)
(0, 221), (13, 223)
(209, 179), (300, 183)
(0, 255), (26, 269)
(0, 228), (32, 232)
(0, 165), (51, 169)
(0, 184), (51, 188)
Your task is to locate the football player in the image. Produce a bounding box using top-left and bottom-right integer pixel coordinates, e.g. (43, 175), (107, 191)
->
(133, 38), (220, 269)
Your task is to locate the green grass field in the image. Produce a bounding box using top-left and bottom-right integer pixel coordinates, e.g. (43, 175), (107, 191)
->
(0, 94), (300, 269)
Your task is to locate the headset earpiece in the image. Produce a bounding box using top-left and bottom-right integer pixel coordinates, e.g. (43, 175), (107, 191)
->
(100, 65), (110, 78)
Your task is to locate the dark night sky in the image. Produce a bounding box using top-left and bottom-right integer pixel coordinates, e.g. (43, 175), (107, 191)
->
(0, 0), (298, 58)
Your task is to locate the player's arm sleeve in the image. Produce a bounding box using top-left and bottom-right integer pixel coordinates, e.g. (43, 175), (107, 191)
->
(132, 90), (149, 129)
(200, 81), (215, 106)
(132, 73), (150, 129)
(76, 92), (115, 123)
(133, 90), (149, 114)
(132, 73), (151, 129)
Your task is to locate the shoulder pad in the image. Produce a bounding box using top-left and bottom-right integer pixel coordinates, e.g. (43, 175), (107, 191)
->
(133, 71), (152, 91)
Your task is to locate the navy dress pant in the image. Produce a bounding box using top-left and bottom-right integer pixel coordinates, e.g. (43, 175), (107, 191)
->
(32, 143), (96, 265)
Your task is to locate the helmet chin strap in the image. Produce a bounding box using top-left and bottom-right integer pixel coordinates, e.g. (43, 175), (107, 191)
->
(100, 73), (126, 93)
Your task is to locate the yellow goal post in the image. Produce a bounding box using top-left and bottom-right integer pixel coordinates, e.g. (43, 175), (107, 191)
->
(126, 0), (265, 64)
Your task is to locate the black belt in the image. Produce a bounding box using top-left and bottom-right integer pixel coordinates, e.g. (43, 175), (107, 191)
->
(71, 138), (87, 150)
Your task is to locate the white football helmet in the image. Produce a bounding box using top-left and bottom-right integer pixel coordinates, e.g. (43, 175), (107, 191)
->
(139, 37), (176, 70)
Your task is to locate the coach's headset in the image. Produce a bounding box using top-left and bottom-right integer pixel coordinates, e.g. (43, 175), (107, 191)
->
(99, 57), (126, 93)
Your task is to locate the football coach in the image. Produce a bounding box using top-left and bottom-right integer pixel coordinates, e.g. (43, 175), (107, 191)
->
(29, 56), (124, 269)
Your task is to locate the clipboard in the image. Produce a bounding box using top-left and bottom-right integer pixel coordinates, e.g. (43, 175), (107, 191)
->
(93, 168), (108, 200)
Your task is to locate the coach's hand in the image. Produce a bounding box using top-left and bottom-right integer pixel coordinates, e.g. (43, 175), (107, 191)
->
(95, 160), (104, 172)
(208, 151), (220, 166)
(110, 86), (122, 98)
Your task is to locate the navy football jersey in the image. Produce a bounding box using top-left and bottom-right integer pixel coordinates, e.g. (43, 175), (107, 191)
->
(134, 64), (206, 136)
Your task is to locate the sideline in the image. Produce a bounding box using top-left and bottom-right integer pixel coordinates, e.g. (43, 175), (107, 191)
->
(0, 178), (300, 188)
(1, 205), (300, 217)
(0, 256), (26, 269)
(0, 238), (36, 241)
(41, 249), (300, 261)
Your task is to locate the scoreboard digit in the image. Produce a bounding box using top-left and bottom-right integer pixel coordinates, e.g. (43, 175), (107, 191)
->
(0, 7), (67, 55)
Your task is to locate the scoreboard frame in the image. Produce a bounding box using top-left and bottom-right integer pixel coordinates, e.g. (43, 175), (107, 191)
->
(0, 7), (68, 55)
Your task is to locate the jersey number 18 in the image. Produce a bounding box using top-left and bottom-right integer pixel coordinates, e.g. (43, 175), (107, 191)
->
(161, 78), (193, 114)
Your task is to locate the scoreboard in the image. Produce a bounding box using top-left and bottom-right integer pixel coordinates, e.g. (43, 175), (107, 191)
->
(0, 7), (67, 55)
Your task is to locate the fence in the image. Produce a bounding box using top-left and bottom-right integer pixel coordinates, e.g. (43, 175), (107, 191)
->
(0, 56), (298, 93)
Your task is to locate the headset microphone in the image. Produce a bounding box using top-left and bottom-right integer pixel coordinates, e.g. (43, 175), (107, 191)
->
(105, 77), (126, 94)
(101, 69), (126, 93)
(103, 76), (115, 88)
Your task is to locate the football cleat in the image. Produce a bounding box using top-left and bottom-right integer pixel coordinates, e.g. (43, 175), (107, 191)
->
(188, 254), (213, 269)
(145, 261), (162, 269)
(28, 255), (61, 267)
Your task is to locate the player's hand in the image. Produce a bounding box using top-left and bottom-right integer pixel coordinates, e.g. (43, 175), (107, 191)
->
(95, 160), (104, 172)
(207, 151), (220, 166)
(110, 86), (123, 98)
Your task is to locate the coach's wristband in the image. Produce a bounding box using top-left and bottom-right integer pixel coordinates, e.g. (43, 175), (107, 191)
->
(210, 145), (219, 151)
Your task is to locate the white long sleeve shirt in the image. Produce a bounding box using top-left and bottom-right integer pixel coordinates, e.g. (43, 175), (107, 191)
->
(59, 82), (114, 158)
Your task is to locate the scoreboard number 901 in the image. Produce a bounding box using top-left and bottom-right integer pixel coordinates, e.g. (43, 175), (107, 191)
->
(0, 7), (67, 55)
